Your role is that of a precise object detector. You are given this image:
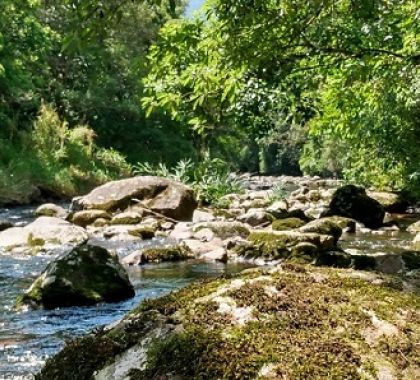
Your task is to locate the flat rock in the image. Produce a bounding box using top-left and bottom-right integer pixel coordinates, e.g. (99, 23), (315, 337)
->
(0, 216), (88, 251)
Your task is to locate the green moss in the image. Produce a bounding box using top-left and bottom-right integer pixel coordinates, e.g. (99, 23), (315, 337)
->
(272, 217), (305, 231)
(39, 265), (420, 380)
(139, 246), (193, 264)
(128, 227), (156, 240)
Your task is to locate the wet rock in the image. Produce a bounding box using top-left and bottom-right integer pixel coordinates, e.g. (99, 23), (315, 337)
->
(17, 244), (134, 309)
(299, 217), (343, 244)
(71, 210), (111, 227)
(35, 203), (67, 218)
(71, 176), (197, 221)
(122, 245), (193, 265)
(0, 216), (88, 250)
(323, 185), (385, 229)
(272, 218), (305, 231)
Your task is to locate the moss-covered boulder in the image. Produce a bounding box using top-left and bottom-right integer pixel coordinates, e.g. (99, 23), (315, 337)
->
(38, 265), (420, 380)
(235, 230), (335, 261)
(299, 217), (343, 244)
(17, 244), (134, 309)
(272, 217), (305, 231)
(71, 210), (111, 227)
(193, 221), (251, 239)
(323, 185), (385, 229)
(122, 245), (193, 265)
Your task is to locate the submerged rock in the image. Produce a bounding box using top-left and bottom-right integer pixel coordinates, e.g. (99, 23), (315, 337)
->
(38, 265), (420, 380)
(323, 185), (385, 229)
(71, 176), (197, 221)
(17, 244), (134, 309)
(0, 216), (88, 251)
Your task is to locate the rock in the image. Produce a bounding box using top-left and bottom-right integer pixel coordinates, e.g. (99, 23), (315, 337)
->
(128, 227), (156, 240)
(193, 210), (216, 223)
(38, 264), (420, 380)
(92, 218), (109, 227)
(17, 244), (134, 309)
(193, 221), (251, 239)
(71, 210), (111, 227)
(71, 176), (197, 221)
(35, 203), (67, 218)
(323, 185), (385, 229)
(169, 223), (194, 240)
(201, 247), (228, 262)
(272, 218), (305, 231)
(235, 230), (335, 261)
(122, 245), (193, 265)
(182, 238), (224, 256)
(412, 233), (420, 251)
(111, 211), (143, 225)
(0, 217), (88, 250)
(267, 200), (289, 216)
(0, 219), (13, 232)
(407, 221), (420, 234)
(367, 191), (408, 213)
(237, 208), (270, 226)
(299, 217), (343, 244)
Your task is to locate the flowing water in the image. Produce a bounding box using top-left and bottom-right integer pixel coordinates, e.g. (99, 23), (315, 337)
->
(0, 207), (253, 379)
(0, 205), (417, 379)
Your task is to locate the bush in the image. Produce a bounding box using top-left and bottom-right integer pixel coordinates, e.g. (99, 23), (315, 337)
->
(134, 154), (244, 204)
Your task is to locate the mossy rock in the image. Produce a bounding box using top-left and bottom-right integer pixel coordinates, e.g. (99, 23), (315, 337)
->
(272, 217), (305, 231)
(128, 227), (156, 240)
(193, 222), (250, 239)
(299, 217), (343, 244)
(38, 265), (420, 380)
(17, 244), (134, 309)
(139, 246), (193, 264)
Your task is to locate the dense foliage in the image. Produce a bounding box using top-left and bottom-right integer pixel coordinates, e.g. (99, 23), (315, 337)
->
(1, 0), (419, 203)
(145, 0), (419, 194)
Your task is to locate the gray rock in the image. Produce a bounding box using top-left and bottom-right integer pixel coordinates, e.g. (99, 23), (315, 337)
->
(71, 176), (197, 221)
(35, 203), (67, 218)
(17, 244), (134, 309)
(0, 216), (88, 251)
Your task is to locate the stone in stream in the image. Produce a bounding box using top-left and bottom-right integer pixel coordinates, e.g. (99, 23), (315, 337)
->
(35, 203), (67, 218)
(70, 176), (197, 221)
(0, 216), (88, 251)
(70, 209), (111, 227)
(407, 221), (420, 234)
(299, 217), (343, 244)
(122, 245), (193, 265)
(412, 233), (420, 251)
(17, 244), (134, 309)
(322, 185), (385, 229)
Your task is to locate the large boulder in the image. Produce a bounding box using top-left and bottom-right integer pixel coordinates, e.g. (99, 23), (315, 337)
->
(323, 185), (385, 229)
(17, 244), (134, 309)
(367, 191), (408, 213)
(0, 216), (88, 250)
(71, 176), (197, 221)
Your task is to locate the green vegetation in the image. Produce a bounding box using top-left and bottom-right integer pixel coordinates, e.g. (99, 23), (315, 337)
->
(1, 0), (419, 202)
